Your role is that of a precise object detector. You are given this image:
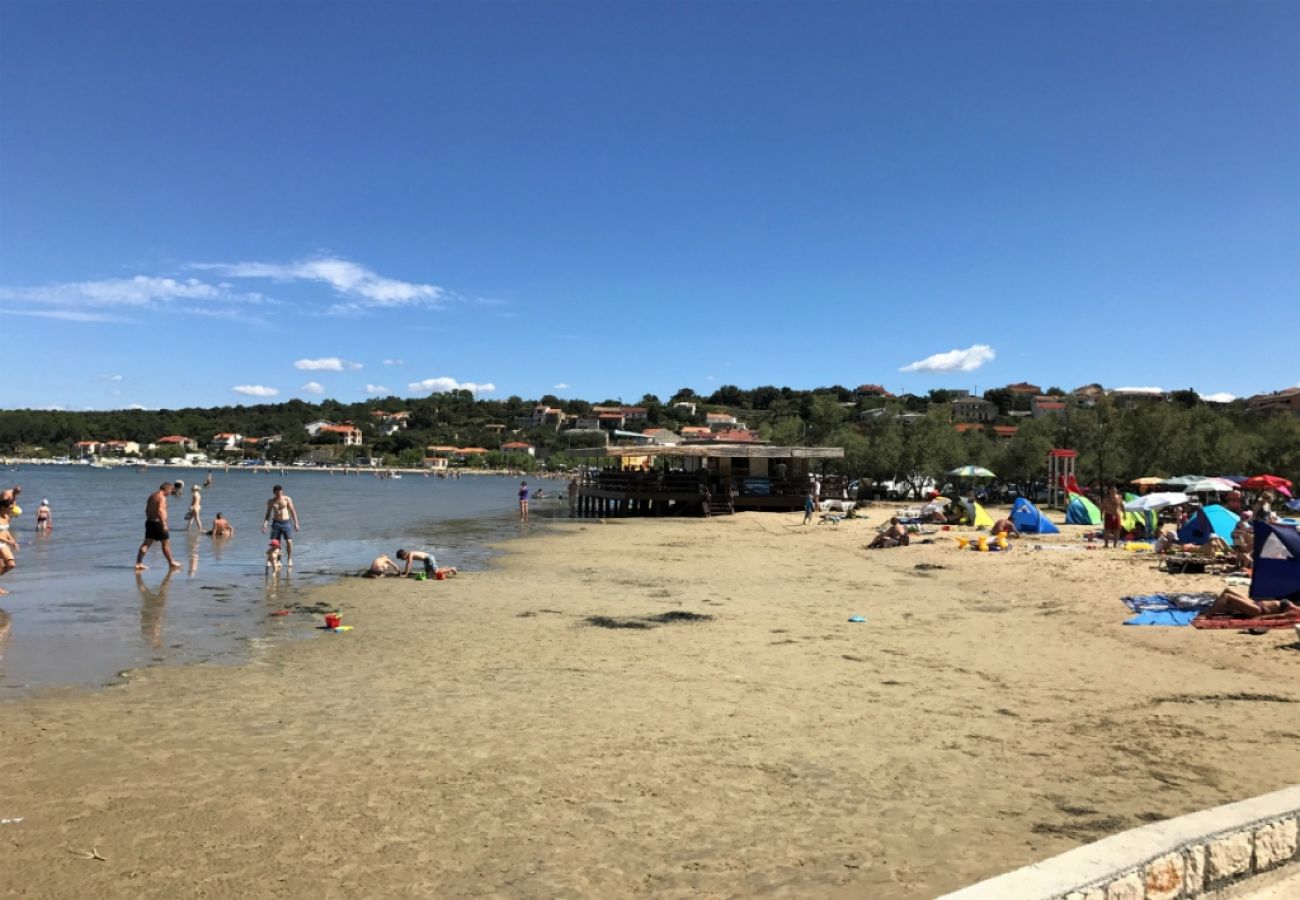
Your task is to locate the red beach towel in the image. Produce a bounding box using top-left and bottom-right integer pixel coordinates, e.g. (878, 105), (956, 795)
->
(1192, 611), (1300, 630)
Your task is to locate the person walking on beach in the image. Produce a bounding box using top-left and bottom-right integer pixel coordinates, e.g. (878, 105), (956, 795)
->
(1100, 486), (1123, 548)
(186, 485), (204, 532)
(262, 485), (301, 567)
(518, 481), (529, 522)
(136, 482), (182, 571)
(803, 491), (817, 525)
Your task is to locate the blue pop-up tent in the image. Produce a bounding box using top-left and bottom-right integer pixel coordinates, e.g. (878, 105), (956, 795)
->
(1176, 504), (1239, 546)
(1011, 497), (1059, 534)
(1251, 522), (1300, 600)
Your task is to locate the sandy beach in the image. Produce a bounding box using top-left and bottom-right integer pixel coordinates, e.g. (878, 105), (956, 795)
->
(2, 508), (1297, 899)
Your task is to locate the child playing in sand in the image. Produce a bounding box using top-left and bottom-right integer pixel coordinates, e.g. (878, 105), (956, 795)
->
(395, 549), (457, 578)
(266, 538), (283, 572)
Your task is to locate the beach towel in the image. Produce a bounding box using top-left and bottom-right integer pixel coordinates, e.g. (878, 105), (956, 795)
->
(1121, 593), (1216, 626)
(1192, 610), (1300, 630)
(1124, 609), (1201, 626)
(1121, 593), (1218, 612)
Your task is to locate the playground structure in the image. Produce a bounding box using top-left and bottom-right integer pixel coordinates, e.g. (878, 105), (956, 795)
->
(1047, 448), (1077, 509)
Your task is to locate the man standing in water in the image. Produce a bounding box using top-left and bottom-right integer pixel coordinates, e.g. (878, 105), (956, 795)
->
(136, 482), (182, 571)
(518, 481), (529, 522)
(262, 485), (301, 566)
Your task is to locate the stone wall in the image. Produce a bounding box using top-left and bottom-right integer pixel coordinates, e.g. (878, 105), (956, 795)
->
(941, 785), (1300, 900)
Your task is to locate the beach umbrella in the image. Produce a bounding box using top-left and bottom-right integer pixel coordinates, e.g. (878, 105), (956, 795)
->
(1130, 476), (1166, 486)
(1220, 475), (1247, 485)
(1161, 475), (1204, 487)
(1241, 474), (1293, 492)
(1182, 477), (1240, 494)
(1123, 492), (1189, 512)
(947, 465), (995, 478)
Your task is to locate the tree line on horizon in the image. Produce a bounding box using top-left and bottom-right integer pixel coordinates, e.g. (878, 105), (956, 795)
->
(0, 384), (1296, 489)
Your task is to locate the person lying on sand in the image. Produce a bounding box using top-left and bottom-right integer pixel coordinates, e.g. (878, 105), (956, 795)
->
(1202, 588), (1297, 620)
(866, 517), (910, 549)
(990, 518), (1021, 538)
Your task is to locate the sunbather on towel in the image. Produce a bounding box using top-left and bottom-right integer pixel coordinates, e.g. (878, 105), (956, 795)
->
(867, 517), (910, 549)
(1202, 588), (1297, 620)
(1154, 533), (1232, 557)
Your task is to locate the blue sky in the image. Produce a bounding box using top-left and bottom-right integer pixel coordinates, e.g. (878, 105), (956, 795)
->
(1, 0), (1296, 411)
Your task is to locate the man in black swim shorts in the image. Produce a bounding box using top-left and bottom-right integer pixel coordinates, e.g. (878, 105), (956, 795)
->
(136, 483), (181, 571)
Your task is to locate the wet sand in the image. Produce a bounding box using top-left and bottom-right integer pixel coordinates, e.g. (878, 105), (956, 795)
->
(1, 509), (1297, 898)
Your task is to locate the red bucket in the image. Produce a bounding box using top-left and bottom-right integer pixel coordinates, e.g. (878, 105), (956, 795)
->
(324, 613), (342, 629)
(434, 571), (446, 581)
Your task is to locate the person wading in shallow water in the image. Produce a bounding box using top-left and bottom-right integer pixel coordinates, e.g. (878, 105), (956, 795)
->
(136, 483), (182, 571)
(262, 485), (301, 567)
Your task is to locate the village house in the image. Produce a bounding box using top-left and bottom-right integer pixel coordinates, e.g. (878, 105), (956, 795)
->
(100, 442), (140, 457)
(523, 405), (567, 429)
(1070, 384), (1105, 407)
(210, 432), (244, 451)
(370, 410), (410, 435)
(1248, 387), (1300, 418)
(1005, 381), (1042, 396)
(73, 440), (103, 458)
(950, 397), (997, 423)
(155, 435), (198, 452)
(1032, 396), (1068, 419)
(705, 412), (748, 432)
(671, 400), (697, 416)
(317, 423), (363, 446)
(991, 425), (1018, 441)
(642, 428), (681, 446)
(1110, 388), (1167, 410)
(501, 441), (535, 457)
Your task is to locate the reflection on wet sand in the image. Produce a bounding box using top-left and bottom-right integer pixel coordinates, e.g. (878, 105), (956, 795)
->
(136, 571), (173, 651)
(0, 608), (11, 676)
(186, 532), (201, 578)
(264, 567), (291, 606)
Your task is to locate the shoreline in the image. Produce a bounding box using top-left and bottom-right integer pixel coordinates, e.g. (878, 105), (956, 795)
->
(1, 510), (1296, 898)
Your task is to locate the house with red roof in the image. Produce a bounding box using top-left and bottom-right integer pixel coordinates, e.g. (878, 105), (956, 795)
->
(501, 441), (535, 457)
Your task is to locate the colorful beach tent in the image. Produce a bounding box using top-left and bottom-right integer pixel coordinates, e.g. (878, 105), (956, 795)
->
(961, 498), (995, 529)
(1011, 497), (1059, 534)
(1065, 493), (1101, 526)
(1250, 521), (1300, 600)
(1176, 504), (1239, 546)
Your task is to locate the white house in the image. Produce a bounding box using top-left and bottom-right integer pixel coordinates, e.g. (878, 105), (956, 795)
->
(210, 432), (244, 450)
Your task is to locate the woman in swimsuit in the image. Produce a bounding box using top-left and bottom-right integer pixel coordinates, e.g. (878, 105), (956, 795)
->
(0, 507), (17, 594)
(186, 486), (204, 532)
(34, 499), (51, 532)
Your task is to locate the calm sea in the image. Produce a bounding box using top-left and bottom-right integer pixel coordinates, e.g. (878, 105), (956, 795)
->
(0, 466), (566, 694)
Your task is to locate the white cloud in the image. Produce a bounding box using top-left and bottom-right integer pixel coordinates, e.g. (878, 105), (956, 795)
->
(294, 357), (362, 372)
(1112, 386), (1165, 394)
(553, 383), (570, 390)
(195, 257), (442, 311)
(364, 384), (390, 395)
(99, 374), (124, 382)
(407, 377), (496, 395)
(382, 358), (404, 366)
(1200, 392), (1236, 403)
(0, 308), (125, 323)
(127, 403), (147, 410)
(900, 344), (996, 373)
(231, 385), (279, 397)
(300, 381), (325, 395)
(0, 274), (270, 323)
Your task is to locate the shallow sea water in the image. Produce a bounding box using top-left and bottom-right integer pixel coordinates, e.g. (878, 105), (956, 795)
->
(0, 466), (566, 694)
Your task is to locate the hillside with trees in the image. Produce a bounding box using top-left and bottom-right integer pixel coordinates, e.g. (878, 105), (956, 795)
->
(2, 384), (1297, 490)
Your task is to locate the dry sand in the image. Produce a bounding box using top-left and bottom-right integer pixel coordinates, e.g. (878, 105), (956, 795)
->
(1, 508), (1297, 898)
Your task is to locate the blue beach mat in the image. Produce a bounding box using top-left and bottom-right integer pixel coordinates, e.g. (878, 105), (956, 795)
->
(1124, 608), (1201, 626)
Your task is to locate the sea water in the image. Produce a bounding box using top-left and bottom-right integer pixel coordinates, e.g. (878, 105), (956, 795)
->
(0, 466), (564, 693)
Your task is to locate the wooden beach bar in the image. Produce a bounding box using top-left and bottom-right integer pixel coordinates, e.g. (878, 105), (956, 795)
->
(568, 443), (846, 517)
